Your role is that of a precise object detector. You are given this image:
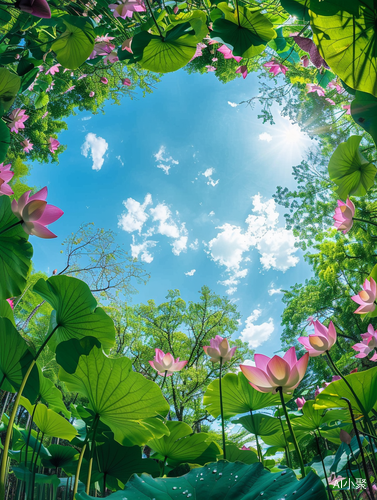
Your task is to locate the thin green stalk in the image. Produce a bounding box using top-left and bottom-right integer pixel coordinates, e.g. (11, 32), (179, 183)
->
(144, 0), (164, 39)
(25, 397), (40, 467)
(219, 358), (226, 460)
(86, 416), (100, 494)
(73, 444), (87, 498)
(353, 217), (377, 228)
(277, 406), (291, 467)
(277, 387), (305, 478)
(348, 443), (363, 480)
(314, 432), (334, 500)
(341, 398), (374, 500)
(160, 370), (167, 389)
(250, 411), (263, 464)
(31, 432), (44, 500)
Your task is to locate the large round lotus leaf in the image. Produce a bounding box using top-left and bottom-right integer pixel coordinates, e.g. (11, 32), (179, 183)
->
(351, 91), (377, 146)
(236, 414), (282, 437)
(59, 346), (169, 446)
(76, 460), (326, 500)
(37, 366), (70, 418)
(309, 0), (359, 16)
(280, 0), (310, 21)
(0, 119), (10, 163)
(33, 275), (115, 351)
(225, 444), (259, 464)
(149, 421), (221, 466)
(132, 24), (197, 73)
(328, 135), (376, 199)
(52, 20), (95, 69)
(55, 336), (101, 374)
(42, 444), (79, 469)
(203, 372), (286, 418)
(168, 10), (208, 41)
(0, 67), (21, 111)
(20, 396), (77, 440)
(211, 3), (276, 58)
(311, 3), (377, 96)
(0, 196), (33, 299)
(313, 367), (377, 416)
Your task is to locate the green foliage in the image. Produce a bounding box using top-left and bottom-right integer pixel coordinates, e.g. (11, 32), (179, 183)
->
(52, 19), (95, 69)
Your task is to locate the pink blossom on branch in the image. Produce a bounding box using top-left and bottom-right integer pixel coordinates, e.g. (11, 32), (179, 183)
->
(203, 336), (237, 363)
(351, 278), (377, 315)
(45, 64), (60, 76)
(240, 347), (309, 394)
(100, 77), (108, 84)
(333, 198), (355, 234)
(236, 65), (248, 79)
(205, 65), (216, 72)
(352, 324), (377, 361)
(328, 79), (342, 93)
(342, 104), (351, 115)
(89, 91), (95, 97)
(149, 348), (188, 376)
(11, 187), (64, 239)
(122, 78), (131, 86)
(8, 109), (29, 134)
(22, 139), (33, 153)
(298, 320), (337, 357)
(49, 137), (60, 154)
(263, 59), (288, 76)
(217, 45), (242, 62)
(0, 162), (14, 196)
(109, 0), (146, 19)
(306, 83), (325, 97)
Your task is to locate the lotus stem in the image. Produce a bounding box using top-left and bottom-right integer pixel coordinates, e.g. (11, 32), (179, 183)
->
(219, 358), (226, 460)
(31, 432), (44, 500)
(314, 431), (334, 500)
(341, 398), (374, 500)
(86, 415), (100, 494)
(250, 411), (263, 464)
(73, 444), (87, 498)
(160, 370), (167, 389)
(353, 217), (377, 228)
(25, 397), (40, 467)
(278, 406), (291, 467)
(277, 387), (306, 478)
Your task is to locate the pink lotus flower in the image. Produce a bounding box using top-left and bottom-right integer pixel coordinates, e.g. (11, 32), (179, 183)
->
(78, 74), (87, 80)
(41, 111), (48, 119)
(0, 163), (14, 196)
(240, 347), (309, 394)
(236, 65), (248, 79)
(104, 52), (119, 65)
(11, 187), (64, 239)
(89, 91), (95, 97)
(109, 0), (146, 19)
(351, 278), (377, 314)
(295, 397), (306, 410)
(45, 64), (60, 76)
(328, 80), (342, 93)
(342, 104), (351, 115)
(314, 381), (330, 398)
(149, 348), (187, 376)
(190, 43), (206, 61)
(64, 85), (75, 93)
(203, 336), (237, 363)
(328, 474), (345, 487)
(8, 109), (29, 134)
(290, 35), (328, 69)
(6, 298), (14, 309)
(263, 59), (288, 76)
(217, 45), (242, 62)
(331, 375), (341, 382)
(15, 0), (51, 18)
(325, 98), (335, 105)
(301, 55), (309, 67)
(100, 77), (108, 84)
(206, 65), (216, 72)
(241, 445), (250, 450)
(173, 5), (179, 13)
(49, 137), (59, 154)
(122, 78), (131, 86)
(22, 139), (33, 153)
(352, 324), (377, 361)
(307, 316), (315, 325)
(212, 57), (218, 62)
(122, 38), (133, 53)
(306, 83), (325, 97)
(333, 198), (355, 234)
(298, 320), (337, 357)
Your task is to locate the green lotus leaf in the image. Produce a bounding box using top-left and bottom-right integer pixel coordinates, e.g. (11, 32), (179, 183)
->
(0, 67), (21, 111)
(328, 135), (376, 199)
(149, 421), (221, 466)
(320, 424), (354, 446)
(211, 3), (276, 58)
(0, 317), (39, 399)
(37, 368), (70, 418)
(76, 461), (327, 500)
(34, 92), (49, 109)
(330, 434), (367, 475)
(33, 276), (115, 351)
(55, 336), (101, 374)
(309, 0), (359, 16)
(41, 444), (79, 469)
(236, 414), (282, 437)
(351, 91), (377, 146)
(59, 346), (169, 446)
(168, 10), (208, 41)
(203, 372), (286, 418)
(291, 400), (327, 433)
(20, 396), (77, 440)
(0, 196), (33, 299)
(280, 0), (310, 21)
(311, 3), (377, 96)
(313, 367), (377, 416)
(0, 299), (15, 326)
(262, 430), (294, 451)
(132, 24), (197, 73)
(0, 119), (10, 163)
(225, 444), (259, 464)
(52, 20), (95, 69)
(12, 465), (60, 499)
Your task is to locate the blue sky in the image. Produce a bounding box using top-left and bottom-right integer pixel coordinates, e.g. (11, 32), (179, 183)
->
(28, 68), (314, 358)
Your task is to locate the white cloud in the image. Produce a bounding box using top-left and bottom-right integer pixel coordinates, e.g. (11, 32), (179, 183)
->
(259, 132), (272, 142)
(209, 211), (215, 216)
(240, 314), (274, 349)
(81, 133), (108, 171)
(172, 235), (188, 256)
(268, 284), (283, 296)
(189, 239), (199, 250)
(206, 194), (299, 294)
(185, 269), (196, 276)
(228, 101), (238, 108)
(81, 116), (91, 121)
(202, 168), (219, 187)
(153, 146), (179, 174)
(116, 155), (124, 166)
(118, 193), (152, 233)
(130, 238), (157, 264)
(150, 203), (180, 238)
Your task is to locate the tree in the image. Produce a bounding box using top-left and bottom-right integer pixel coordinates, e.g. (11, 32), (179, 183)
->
(105, 286), (254, 427)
